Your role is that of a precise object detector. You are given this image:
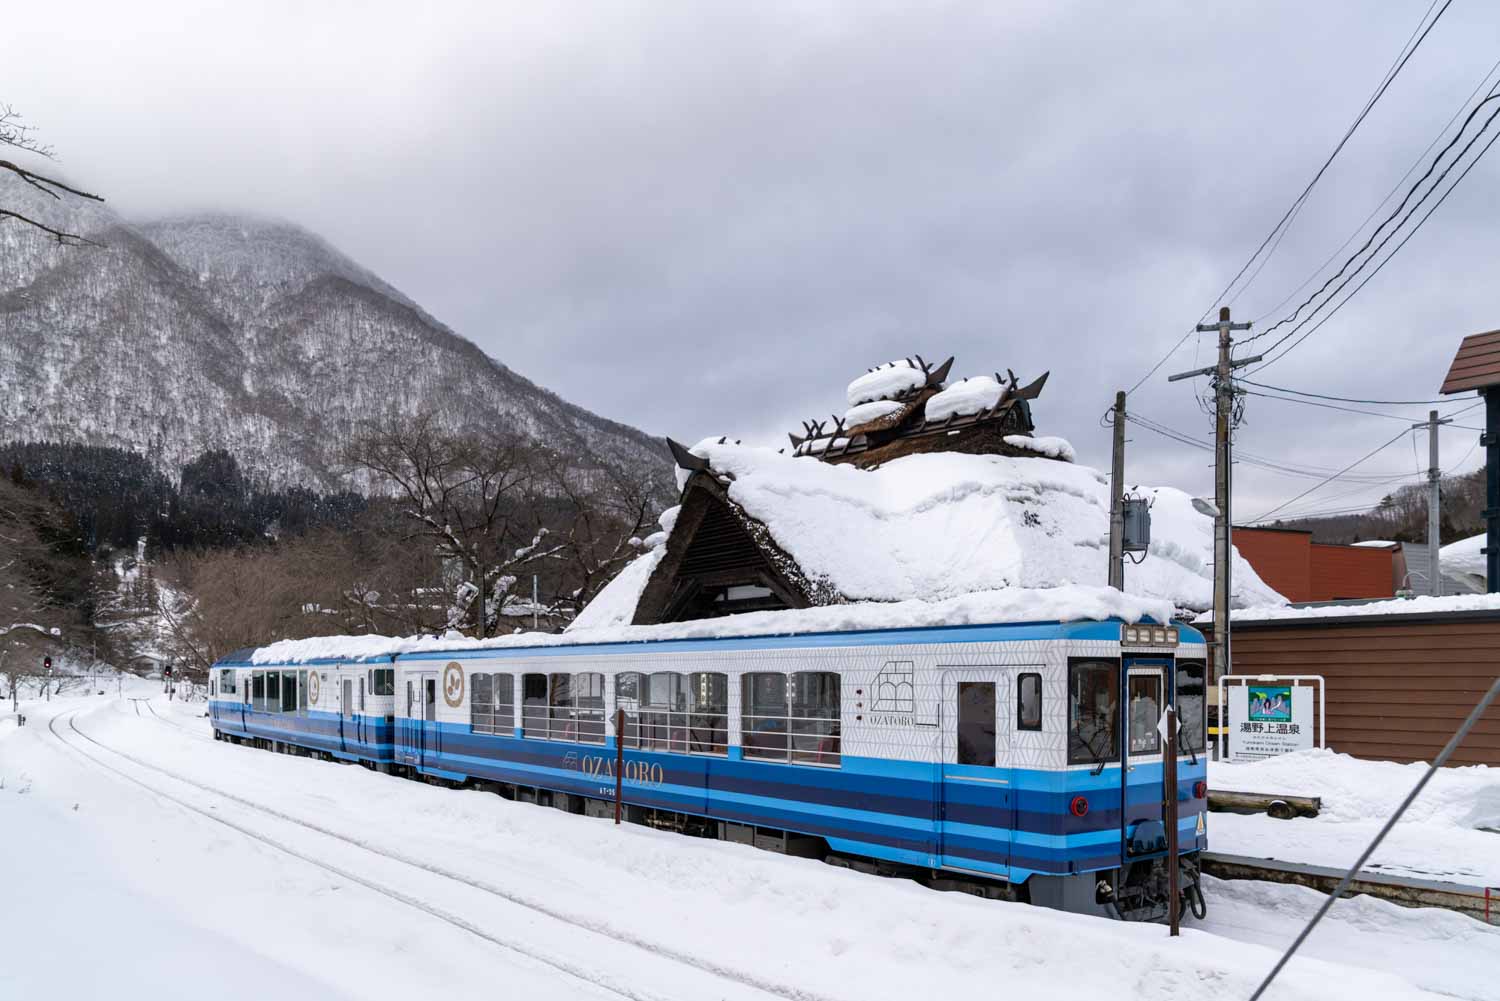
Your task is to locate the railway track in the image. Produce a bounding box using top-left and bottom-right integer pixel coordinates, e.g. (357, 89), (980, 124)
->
(1202, 852), (1498, 924)
(48, 706), (846, 1001)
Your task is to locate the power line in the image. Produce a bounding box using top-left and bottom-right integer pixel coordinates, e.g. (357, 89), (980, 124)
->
(1249, 676), (1500, 1001)
(1211, 0), (1454, 309)
(1126, 411), (1405, 483)
(1249, 427), (1414, 523)
(1252, 110), (1500, 372)
(1242, 388), (1456, 424)
(1253, 52), (1500, 326)
(1246, 87), (1500, 354)
(1124, 328), (1198, 396)
(1238, 378), (1469, 407)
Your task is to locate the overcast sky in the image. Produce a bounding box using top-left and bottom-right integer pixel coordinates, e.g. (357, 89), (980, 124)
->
(9, 1), (1499, 519)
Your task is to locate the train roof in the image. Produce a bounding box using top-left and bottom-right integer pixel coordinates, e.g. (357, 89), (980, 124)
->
(214, 584), (1207, 667)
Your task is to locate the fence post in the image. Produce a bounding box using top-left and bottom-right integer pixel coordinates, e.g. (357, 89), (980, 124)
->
(614, 707), (624, 825)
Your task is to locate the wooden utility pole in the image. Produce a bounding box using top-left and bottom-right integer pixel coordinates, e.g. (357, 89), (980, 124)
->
(1170, 307), (1257, 682)
(1108, 391), (1127, 591)
(1414, 410), (1452, 596)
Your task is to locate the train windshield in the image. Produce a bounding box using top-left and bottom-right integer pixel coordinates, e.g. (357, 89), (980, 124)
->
(1068, 659), (1119, 767)
(1176, 660), (1206, 755)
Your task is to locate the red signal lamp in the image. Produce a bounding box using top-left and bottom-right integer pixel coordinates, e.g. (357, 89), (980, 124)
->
(1069, 795), (1090, 818)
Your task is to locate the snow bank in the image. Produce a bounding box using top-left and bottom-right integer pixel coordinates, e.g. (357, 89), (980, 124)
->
(252, 584), (1182, 664)
(1004, 434), (1076, 462)
(1441, 533), (1487, 590)
(1201, 591), (1500, 624)
(1209, 748), (1500, 886)
(846, 361), (926, 406)
(843, 398), (906, 426)
(924, 375), (1004, 421)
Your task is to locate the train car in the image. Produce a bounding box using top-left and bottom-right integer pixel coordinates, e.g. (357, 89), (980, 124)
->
(386, 616), (1209, 921)
(208, 652), (398, 767)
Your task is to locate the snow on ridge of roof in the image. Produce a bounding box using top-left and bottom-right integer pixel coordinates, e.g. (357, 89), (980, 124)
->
(846, 361), (926, 406)
(1351, 539), (1398, 548)
(843, 399), (906, 425)
(1004, 434), (1075, 462)
(924, 375), (1003, 422)
(1196, 591), (1500, 624)
(582, 442), (1285, 624)
(243, 585), (1189, 665)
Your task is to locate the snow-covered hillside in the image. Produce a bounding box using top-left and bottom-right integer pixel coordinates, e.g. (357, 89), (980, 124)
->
(0, 177), (664, 489)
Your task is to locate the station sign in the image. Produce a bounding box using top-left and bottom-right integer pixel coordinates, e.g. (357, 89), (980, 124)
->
(1225, 681), (1315, 761)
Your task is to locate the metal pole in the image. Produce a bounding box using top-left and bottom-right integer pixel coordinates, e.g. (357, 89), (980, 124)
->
(1165, 704), (1180, 936)
(533, 574), (539, 631)
(614, 707), (625, 825)
(1108, 391), (1127, 591)
(1428, 410), (1442, 596)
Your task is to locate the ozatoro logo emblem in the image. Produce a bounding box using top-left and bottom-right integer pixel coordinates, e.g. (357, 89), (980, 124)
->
(443, 661), (465, 708)
(307, 671), (321, 705)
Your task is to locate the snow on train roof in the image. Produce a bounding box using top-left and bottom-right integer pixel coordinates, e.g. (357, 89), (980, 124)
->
(577, 440), (1283, 631)
(243, 584), (1187, 665)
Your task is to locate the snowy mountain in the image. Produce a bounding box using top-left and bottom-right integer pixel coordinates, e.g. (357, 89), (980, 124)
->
(0, 176), (664, 489)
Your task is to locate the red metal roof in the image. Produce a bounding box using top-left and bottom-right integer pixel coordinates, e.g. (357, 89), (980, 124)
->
(1440, 329), (1500, 394)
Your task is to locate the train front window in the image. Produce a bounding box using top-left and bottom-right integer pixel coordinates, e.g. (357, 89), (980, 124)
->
(1068, 659), (1119, 767)
(1177, 660), (1206, 756)
(1127, 675), (1161, 755)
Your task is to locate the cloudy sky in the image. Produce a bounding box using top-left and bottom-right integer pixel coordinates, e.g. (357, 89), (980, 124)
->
(9, 1), (1499, 518)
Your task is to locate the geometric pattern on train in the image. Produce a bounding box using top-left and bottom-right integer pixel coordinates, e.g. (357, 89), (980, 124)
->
(926, 640), (1065, 769)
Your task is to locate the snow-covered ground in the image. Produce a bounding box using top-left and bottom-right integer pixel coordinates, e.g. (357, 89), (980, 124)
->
(2, 685), (1496, 1001)
(1210, 748), (1500, 886)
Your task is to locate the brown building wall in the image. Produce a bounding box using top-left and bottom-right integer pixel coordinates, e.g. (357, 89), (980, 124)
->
(1209, 612), (1500, 766)
(1308, 544), (1396, 601)
(1232, 528), (1312, 602)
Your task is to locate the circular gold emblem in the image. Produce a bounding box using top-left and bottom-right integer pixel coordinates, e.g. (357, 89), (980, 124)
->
(443, 661), (465, 708)
(308, 671), (321, 705)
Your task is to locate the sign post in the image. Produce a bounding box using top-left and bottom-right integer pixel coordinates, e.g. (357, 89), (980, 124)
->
(1160, 703), (1180, 936)
(614, 708), (625, 825)
(44, 655), (52, 702)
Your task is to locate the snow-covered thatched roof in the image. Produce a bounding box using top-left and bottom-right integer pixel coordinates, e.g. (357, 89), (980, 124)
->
(572, 439), (1285, 631)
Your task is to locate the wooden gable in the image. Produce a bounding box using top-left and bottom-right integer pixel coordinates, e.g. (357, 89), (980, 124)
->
(631, 474), (827, 625)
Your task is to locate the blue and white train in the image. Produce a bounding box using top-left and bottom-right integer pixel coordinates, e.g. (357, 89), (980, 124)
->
(209, 616), (1209, 921)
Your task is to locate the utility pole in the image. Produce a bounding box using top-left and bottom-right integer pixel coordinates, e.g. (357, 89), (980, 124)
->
(1414, 410), (1452, 596)
(1108, 391), (1127, 591)
(1169, 307), (1259, 682)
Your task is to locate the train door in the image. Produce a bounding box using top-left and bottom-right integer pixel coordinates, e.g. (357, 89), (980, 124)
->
(1120, 658), (1168, 857)
(420, 674), (440, 766)
(936, 669), (1012, 876)
(397, 678), (419, 767)
(340, 677), (354, 752)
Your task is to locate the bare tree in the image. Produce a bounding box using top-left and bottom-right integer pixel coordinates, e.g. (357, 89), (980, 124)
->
(1, 103), (104, 245)
(345, 413), (571, 637)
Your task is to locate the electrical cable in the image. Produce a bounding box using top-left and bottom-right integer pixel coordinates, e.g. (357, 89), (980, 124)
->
(1249, 427), (1414, 523)
(1248, 676), (1500, 1001)
(1246, 87), (1500, 353)
(1252, 52), (1500, 326)
(1242, 389), (1458, 424)
(1211, 0), (1454, 310)
(1237, 379), (1469, 407)
(1251, 113), (1500, 373)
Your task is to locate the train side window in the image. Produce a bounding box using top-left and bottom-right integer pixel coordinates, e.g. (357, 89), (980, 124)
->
(266, 671), (281, 713)
(687, 672), (728, 755)
(252, 671), (265, 711)
(741, 673), (788, 761)
(372, 668), (394, 696)
(547, 673), (576, 741)
(616, 672), (642, 747)
(494, 674), (515, 734)
(406, 680), (416, 717)
(220, 669), (236, 694)
(210, 678), (217, 697)
(298, 671), (308, 714)
(522, 673), (548, 737)
(643, 672), (686, 752)
(359, 677), (366, 712)
(281, 671), (297, 713)
(1176, 660), (1206, 756)
(471, 672), (495, 733)
(1017, 673), (1042, 731)
(1068, 659), (1120, 766)
(791, 672), (841, 765)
